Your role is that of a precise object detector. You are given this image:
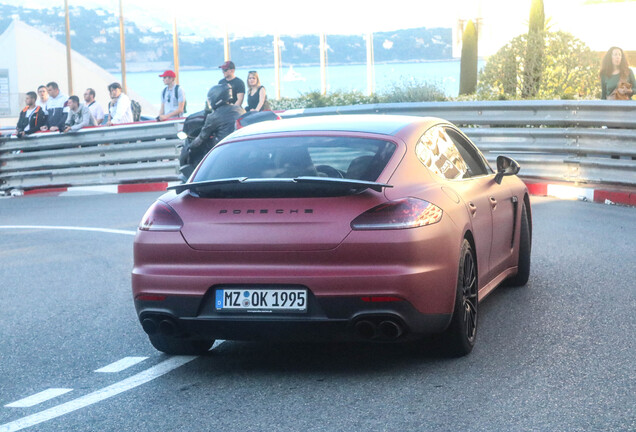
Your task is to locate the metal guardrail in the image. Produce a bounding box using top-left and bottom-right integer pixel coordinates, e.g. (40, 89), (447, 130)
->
(281, 101), (636, 187)
(465, 128), (636, 185)
(0, 121), (183, 191)
(1, 101), (635, 193)
(281, 100), (636, 128)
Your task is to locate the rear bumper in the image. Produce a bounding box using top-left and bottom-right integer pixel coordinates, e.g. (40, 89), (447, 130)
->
(132, 216), (461, 342)
(135, 294), (451, 342)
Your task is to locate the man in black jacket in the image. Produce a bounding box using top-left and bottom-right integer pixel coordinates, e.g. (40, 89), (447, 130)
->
(190, 84), (244, 151)
(179, 83), (244, 179)
(16, 92), (47, 138)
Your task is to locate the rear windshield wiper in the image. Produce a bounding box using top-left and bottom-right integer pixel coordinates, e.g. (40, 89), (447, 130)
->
(292, 176), (392, 192)
(169, 176), (392, 194)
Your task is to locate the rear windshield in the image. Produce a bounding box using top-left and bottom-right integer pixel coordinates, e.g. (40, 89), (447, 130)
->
(191, 136), (396, 198)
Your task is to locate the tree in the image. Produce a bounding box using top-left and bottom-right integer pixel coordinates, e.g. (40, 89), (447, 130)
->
(477, 31), (600, 100)
(522, 0), (545, 98)
(528, 0), (545, 33)
(459, 20), (478, 95)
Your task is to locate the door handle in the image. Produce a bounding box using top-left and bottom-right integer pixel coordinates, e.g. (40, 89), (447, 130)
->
(489, 197), (497, 209)
(468, 202), (477, 216)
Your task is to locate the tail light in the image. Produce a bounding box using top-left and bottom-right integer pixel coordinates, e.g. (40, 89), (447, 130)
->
(351, 198), (443, 230)
(139, 201), (183, 231)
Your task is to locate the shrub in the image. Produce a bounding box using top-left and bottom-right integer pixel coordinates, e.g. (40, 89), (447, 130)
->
(477, 31), (600, 100)
(379, 79), (447, 103)
(270, 91), (379, 110)
(269, 80), (446, 110)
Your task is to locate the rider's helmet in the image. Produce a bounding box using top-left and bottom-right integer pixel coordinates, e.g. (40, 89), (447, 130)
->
(206, 83), (233, 111)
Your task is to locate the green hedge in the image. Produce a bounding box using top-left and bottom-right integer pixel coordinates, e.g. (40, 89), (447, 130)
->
(269, 79), (447, 110)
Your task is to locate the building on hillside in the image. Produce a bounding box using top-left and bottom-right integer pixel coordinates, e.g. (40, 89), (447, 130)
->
(0, 19), (156, 121)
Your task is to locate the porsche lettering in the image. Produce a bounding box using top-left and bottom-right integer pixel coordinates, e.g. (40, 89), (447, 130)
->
(218, 209), (314, 215)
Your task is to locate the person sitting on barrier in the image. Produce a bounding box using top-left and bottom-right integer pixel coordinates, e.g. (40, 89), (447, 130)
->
(43, 82), (69, 132)
(106, 82), (133, 126)
(600, 47), (635, 100)
(218, 61), (245, 107)
(83, 88), (105, 125)
(37, 85), (49, 110)
(245, 71), (271, 112)
(157, 70), (186, 121)
(16, 92), (47, 138)
(63, 96), (97, 133)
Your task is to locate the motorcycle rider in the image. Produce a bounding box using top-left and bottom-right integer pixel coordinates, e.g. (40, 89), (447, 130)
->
(179, 83), (245, 179)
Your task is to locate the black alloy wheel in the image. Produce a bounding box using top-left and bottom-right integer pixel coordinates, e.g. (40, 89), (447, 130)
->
(444, 239), (478, 356)
(461, 249), (478, 343)
(505, 202), (531, 287)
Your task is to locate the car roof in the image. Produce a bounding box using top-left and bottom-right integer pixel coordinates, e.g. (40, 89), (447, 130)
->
(229, 114), (445, 139)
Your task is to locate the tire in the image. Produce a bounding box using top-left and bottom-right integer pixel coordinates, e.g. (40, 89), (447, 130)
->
(443, 239), (478, 357)
(148, 334), (215, 355)
(505, 203), (531, 287)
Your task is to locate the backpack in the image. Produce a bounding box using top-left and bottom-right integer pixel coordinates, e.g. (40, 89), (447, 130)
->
(162, 85), (187, 115)
(130, 100), (142, 122)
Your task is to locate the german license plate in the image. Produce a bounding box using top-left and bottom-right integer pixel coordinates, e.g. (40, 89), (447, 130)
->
(215, 289), (307, 312)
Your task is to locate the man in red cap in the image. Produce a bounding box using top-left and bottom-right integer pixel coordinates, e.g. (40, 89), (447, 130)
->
(218, 61), (245, 107)
(158, 70), (186, 121)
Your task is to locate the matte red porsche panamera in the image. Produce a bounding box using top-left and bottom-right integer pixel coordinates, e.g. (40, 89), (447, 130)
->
(132, 115), (532, 356)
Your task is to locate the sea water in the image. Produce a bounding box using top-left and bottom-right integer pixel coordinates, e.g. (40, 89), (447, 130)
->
(127, 60), (485, 113)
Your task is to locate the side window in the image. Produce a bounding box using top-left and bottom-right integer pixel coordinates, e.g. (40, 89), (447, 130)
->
(445, 128), (492, 177)
(415, 126), (469, 180)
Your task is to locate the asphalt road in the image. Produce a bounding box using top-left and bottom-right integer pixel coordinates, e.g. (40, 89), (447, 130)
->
(0, 193), (634, 432)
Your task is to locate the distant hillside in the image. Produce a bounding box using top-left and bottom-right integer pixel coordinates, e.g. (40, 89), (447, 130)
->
(0, 5), (452, 71)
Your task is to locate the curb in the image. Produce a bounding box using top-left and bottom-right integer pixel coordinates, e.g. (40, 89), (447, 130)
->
(17, 182), (175, 197)
(5, 180), (636, 206)
(524, 181), (636, 206)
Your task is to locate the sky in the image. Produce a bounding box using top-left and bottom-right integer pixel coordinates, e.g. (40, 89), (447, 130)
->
(5, 0), (459, 36)
(4, 0), (635, 51)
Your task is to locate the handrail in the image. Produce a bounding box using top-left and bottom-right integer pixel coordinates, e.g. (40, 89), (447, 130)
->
(0, 120), (184, 191)
(1, 101), (635, 193)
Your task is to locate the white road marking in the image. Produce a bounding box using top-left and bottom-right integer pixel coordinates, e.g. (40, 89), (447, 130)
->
(0, 226), (136, 236)
(94, 357), (149, 373)
(0, 356), (197, 432)
(5, 389), (73, 409)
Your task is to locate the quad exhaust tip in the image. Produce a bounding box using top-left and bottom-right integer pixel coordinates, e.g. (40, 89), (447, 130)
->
(141, 316), (180, 337)
(141, 318), (158, 335)
(354, 317), (404, 340)
(159, 319), (177, 336)
(378, 320), (403, 339)
(354, 320), (376, 339)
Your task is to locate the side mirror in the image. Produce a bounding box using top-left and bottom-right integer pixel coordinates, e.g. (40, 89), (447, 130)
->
(494, 155), (520, 184)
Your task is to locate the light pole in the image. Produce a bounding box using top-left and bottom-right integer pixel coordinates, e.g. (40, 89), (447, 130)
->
(64, 0), (73, 94)
(118, 0), (127, 93)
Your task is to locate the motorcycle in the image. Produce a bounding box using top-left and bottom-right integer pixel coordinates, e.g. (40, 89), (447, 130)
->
(177, 109), (281, 182)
